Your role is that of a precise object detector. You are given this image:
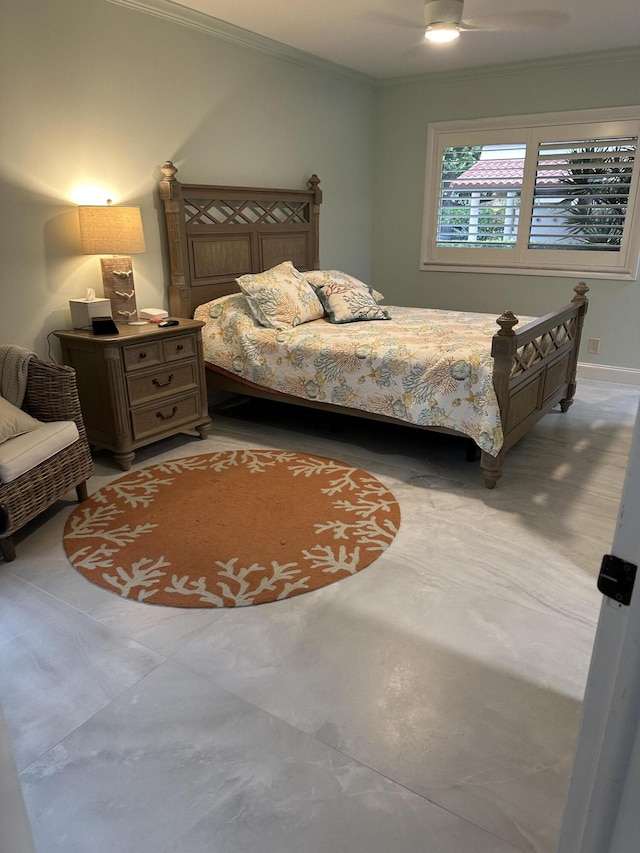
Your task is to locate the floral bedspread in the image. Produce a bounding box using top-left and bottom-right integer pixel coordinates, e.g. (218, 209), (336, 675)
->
(195, 294), (527, 456)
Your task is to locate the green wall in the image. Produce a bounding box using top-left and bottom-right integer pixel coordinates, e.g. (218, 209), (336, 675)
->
(0, 0), (375, 356)
(372, 52), (640, 370)
(1, 0), (638, 372)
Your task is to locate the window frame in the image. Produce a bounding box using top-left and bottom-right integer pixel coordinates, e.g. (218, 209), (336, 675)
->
(420, 106), (640, 280)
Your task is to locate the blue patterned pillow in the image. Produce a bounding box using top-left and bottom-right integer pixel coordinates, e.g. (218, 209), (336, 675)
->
(306, 270), (390, 324)
(237, 261), (325, 330)
(305, 270), (386, 303)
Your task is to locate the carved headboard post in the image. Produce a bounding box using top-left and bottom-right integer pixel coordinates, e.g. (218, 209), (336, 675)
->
(308, 174), (322, 271)
(158, 161), (191, 317)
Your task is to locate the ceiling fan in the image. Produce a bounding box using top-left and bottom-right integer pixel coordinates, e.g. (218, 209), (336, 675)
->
(423, 0), (568, 44)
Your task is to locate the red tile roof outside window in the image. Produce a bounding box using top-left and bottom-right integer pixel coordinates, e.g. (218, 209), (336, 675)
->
(450, 159), (567, 189)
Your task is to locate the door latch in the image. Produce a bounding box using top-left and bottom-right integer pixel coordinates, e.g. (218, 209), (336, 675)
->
(597, 554), (637, 606)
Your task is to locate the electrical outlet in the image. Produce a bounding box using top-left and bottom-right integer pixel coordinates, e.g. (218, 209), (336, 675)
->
(588, 338), (601, 355)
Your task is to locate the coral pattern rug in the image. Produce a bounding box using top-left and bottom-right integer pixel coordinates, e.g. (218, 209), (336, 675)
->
(63, 450), (401, 607)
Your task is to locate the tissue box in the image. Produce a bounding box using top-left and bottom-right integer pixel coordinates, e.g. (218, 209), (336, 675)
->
(69, 298), (113, 329)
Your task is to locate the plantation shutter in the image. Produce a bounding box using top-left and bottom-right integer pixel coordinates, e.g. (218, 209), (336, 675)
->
(528, 136), (638, 252)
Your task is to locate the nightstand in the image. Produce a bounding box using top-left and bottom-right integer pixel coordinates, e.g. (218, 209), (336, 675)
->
(54, 319), (212, 470)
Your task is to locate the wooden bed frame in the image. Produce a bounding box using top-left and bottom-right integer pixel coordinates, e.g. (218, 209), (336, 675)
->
(158, 161), (589, 488)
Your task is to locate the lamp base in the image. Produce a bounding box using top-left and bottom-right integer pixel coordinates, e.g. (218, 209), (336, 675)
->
(100, 257), (140, 323)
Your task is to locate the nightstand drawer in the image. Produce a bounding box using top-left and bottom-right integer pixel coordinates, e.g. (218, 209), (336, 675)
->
(127, 363), (197, 405)
(163, 334), (196, 362)
(123, 340), (164, 371)
(130, 393), (200, 441)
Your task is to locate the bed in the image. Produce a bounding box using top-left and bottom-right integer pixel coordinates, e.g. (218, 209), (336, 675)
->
(158, 160), (589, 488)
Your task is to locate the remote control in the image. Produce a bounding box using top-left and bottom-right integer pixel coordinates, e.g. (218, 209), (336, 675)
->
(158, 319), (179, 327)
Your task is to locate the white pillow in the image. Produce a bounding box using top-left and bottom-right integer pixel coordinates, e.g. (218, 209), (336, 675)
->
(0, 396), (42, 444)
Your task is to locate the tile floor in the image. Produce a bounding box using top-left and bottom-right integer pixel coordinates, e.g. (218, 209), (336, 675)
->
(1, 380), (638, 853)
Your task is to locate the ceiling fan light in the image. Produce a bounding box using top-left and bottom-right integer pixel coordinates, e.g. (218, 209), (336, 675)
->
(424, 23), (461, 43)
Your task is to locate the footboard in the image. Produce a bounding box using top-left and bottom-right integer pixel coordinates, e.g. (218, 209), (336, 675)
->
(480, 282), (589, 488)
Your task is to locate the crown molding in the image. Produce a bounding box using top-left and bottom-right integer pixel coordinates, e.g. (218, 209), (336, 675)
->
(378, 45), (640, 89)
(104, 2), (640, 89)
(105, 0), (374, 86)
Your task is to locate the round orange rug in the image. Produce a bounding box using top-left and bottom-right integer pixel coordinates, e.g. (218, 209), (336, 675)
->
(63, 450), (401, 607)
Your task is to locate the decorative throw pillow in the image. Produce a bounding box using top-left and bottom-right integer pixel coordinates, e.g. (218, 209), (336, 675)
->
(236, 261), (325, 330)
(306, 270), (391, 324)
(304, 270), (386, 304)
(0, 395), (42, 444)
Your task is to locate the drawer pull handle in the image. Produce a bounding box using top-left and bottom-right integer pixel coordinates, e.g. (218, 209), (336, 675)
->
(156, 406), (178, 421)
(176, 344), (184, 352)
(152, 374), (174, 388)
(139, 352), (147, 359)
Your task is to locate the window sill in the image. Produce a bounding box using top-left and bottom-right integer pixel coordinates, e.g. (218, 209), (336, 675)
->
(419, 261), (638, 281)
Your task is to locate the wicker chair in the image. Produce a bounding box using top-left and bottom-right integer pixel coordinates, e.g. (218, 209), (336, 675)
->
(0, 358), (94, 562)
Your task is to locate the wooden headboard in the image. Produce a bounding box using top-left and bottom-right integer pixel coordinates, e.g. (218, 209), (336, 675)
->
(158, 161), (323, 318)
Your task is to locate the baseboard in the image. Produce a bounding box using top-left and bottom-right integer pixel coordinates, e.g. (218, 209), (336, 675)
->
(577, 362), (640, 386)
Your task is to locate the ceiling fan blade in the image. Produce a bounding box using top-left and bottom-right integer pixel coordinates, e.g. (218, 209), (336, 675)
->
(461, 11), (569, 32)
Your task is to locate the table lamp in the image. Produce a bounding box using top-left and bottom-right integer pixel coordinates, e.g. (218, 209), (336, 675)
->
(78, 200), (147, 324)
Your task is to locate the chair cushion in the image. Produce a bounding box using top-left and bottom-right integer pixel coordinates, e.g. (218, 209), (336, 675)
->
(0, 421), (79, 484)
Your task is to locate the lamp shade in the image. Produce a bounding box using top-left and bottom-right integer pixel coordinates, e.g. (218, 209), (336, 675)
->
(78, 203), (146, 255)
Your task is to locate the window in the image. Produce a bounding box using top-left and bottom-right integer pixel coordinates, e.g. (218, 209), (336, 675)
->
(421, 107), (640, 279)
